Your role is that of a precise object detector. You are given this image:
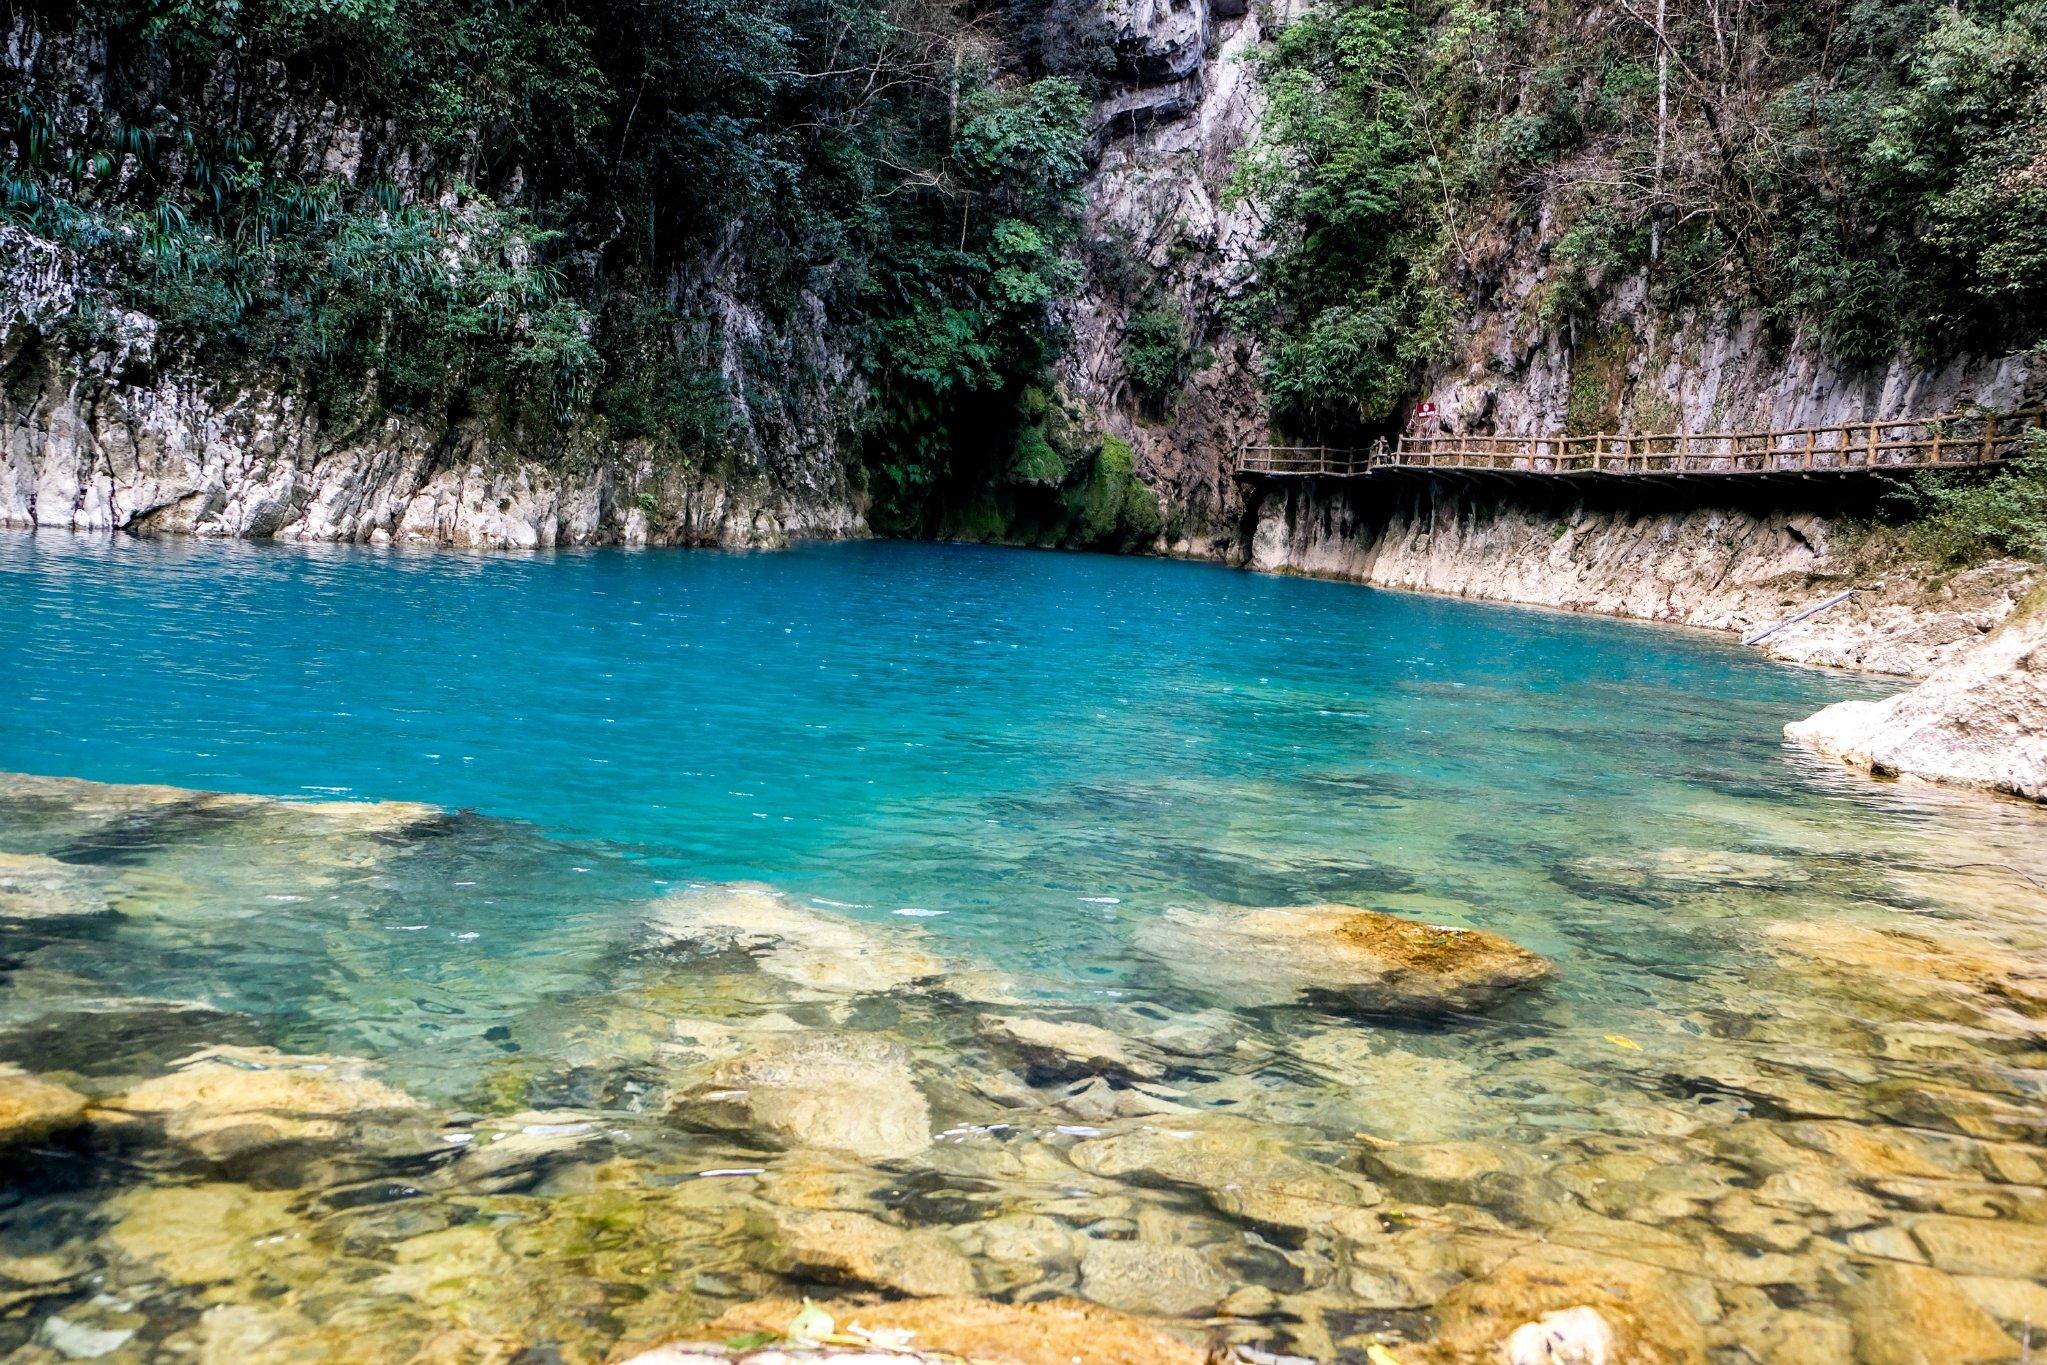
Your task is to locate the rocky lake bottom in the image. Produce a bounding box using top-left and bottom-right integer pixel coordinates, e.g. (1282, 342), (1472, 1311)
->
(2, 535), (2045, 1363)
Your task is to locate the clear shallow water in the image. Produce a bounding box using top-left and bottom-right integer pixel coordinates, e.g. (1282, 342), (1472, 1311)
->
(3, 531), (2046, 1363)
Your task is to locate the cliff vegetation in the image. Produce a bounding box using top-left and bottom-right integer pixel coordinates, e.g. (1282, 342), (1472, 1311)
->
(1234, 0), (2047, 441)
(2, 0), (1094, 517)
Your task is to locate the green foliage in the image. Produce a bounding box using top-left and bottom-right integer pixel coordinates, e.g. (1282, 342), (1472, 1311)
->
(1762, 3), (2047, 362)
(1563, 327), (1634, 436)
(6, 0), (1092, 484)
(1228, 0), (1451, 437)
(1902, 431), (2047, 565)
(1071, 433), (1161, 547)
(1237, 0), (2047, 437)
(857, 75), (1091, 530)
(1121, 306), (1191, 412)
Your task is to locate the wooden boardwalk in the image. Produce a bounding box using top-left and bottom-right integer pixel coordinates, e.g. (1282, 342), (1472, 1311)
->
(1237, 410), (2043, 481)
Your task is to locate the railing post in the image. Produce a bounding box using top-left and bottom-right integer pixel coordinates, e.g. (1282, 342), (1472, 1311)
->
(1928, 426), (1943, 467)
(1981, 415), (1997, 466)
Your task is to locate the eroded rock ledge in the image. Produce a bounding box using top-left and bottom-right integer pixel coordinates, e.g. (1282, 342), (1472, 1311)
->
(1788, 602), (2047, 803)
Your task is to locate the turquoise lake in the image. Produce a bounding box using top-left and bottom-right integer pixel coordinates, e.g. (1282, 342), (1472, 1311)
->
(4, 531), (2045, 1362)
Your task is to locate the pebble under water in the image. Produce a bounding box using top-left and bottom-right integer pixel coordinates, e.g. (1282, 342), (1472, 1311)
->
(2, 532), (2044, 1363)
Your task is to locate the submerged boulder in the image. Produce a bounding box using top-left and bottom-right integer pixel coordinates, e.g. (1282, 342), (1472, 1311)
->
(1066, 1116), (1382, 1237)
(647, 884), (947, 996)
(1138, 903), (1555, 1016)
(1077, 1238), (1233, 1318)
(0, 852), (110, 921)
(1553, 848), (1809, 905)
(673, 1032), (931, 1161)
(974, 1014), (1164, 1083)
(0, 1064), (89, 1147)
(1764, 919), (2047, 1023)
(1842, 1261), (2020, 1365)
(1415, 1251), (1708, 1365)
(753, 1205), (976, 1297)
(105, 1044), (421, 1162)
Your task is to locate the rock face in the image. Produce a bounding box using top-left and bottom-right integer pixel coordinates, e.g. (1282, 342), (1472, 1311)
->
(1788, 604), (2047, 802)
(1057, 0), (1273, 554)
(1240, 480), (2040, 678)
(674, 1032), (932, 1161)
(1138, 903), (1555, 1015)
(2, 361), (864, 549)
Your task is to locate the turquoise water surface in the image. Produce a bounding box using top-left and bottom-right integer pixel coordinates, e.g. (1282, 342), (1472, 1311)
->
(0, 531), (1884, 1025)
(9, 531), (2046, 1362)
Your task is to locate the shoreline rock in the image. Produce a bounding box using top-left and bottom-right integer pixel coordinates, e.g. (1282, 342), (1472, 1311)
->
(1788, 603), (2047, 803)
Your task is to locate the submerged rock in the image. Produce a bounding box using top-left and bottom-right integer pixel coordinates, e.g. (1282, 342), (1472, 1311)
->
(1067, 1117), (1381, 1237)
(1415, 1252), (1708, 1365)
(1357, 1139), (1550, 1215)
(1764, 920), (2047, 1022)
(647, 884), (947, 996)
(437, 1109), (607, 1192)
(974, 1014), (1164, 1083)
(674, 1032), (931, 1160)
(1554, 848), (1809, 904)
(1077, 1237), (1233, 1317)
(701, 1294), (1207, 1364)
(1842, 1261), (2019, 1365)
(753, 1205), (976, 1297)
(105, 1044), (421, 1161)
(104, 1182), (309, 1286)
(0, 852), (110, 921)
(1138, 903), (1555, 1015)
(0, 1064), (88, 1147)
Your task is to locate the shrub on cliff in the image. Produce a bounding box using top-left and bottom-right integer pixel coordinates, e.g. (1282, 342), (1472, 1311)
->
(1904, 432), (2047, 566)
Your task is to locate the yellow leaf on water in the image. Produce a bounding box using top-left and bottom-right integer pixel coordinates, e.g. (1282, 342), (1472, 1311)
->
(1367, 1344), (1404, 1365)
(1604, 1034), (1643, 1052)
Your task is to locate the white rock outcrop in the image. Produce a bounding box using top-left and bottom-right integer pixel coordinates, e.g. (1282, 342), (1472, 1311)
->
(1788, 604), (2047, 803)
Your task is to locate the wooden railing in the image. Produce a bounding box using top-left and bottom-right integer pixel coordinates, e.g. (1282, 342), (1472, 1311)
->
(1237, 410), (2044, 480)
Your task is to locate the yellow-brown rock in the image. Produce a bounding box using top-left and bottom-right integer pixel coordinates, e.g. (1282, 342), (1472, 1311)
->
(1139, 903), (1555, 1015)
(0, 1064), (88, 1147)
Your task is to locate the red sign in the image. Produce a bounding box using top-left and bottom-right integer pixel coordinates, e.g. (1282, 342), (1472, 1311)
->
(1413, 401), (1438, 420)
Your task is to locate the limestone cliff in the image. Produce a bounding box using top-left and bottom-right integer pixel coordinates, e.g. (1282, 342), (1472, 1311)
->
(1056, 0), (1274, 557)
(1, 323), (862, 550)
